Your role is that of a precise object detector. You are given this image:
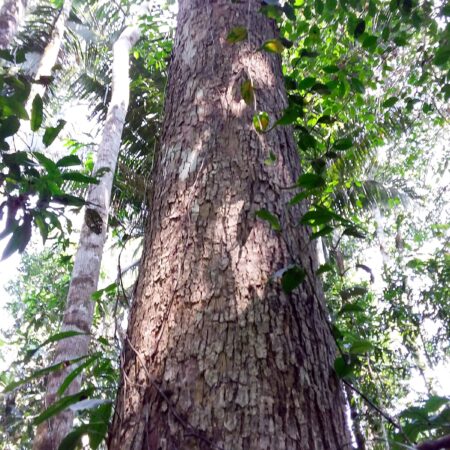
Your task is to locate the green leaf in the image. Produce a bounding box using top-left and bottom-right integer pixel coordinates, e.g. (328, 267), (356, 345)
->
(56, 155), (82, 167)
(297, 173), (326, 189)
(317, 115), (334, 124)
(354, 19), (366, 38)
(260, 39), (285, 54)
(226, 26), (247, 43)
(316, 263), (334, 274)
(343, 226), (366, 239)
(0, 96), (28, 119)
(334, 356), (353, 378)
(326, 0), (337, 11)
(240, 80), (254, 105)
(25, 331), (87, 362)
(34, 389), (93, 425)
(281, 266), (306, 293)
(43, 119), (66, 147)
(256, 208), (281, 231)
(338, 303), (365, 315)
(300, 48), (319, 58)
(323, 65), (339, 73)
(340, 286), (368, 300)
(0, 116), (20, 139)
(57, 355), (100, 396)
(283, 3), (296, 20)
(58, 426), (86, 450)
(311, 225), (334, 239)
(333, 138), (353, 150)
(434, 45), (450, 66)
(349, 77), (365, 94)
(289, 191), (311, 205)
(280, 37), (293, 49)
(298, 132), (317, 150)
(298, 77), (317, 90)
(253, 112), (270, 132)
(315, 0), (324, 14)
(301, 208), (334, 226)
(62, 172), (99, 184)
(276, 106), (302, 125)
(34, 214), (48, 243)
(349, 339), (374, 354)
(52, 194), (85, 207)
(311, 83), (331, 95)
(424, 396), (449, 413)
(33, 152), (60, 175)
(30, 94), (43, 131)
(362, 35), (378, 50)
(3, 355), (89, 392)
(382, 96), (399, 108)
(260, 4), (283, 20)
(1, 216), (32, 260)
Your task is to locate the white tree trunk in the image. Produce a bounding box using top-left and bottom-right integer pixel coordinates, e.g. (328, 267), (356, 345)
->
(25, 0), (72, 114)
(32, 25), (140, 450)
(0, 0), (27, 49)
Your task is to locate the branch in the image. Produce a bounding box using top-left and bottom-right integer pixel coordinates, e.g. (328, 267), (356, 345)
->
(416, 435), (450, 450)
(341, 379), (403, 433)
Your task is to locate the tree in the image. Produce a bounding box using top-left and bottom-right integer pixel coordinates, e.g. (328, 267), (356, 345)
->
(32, 24), (140, 450)
(108, 1), (350, 448)
(25, 0), (73, 114)
(0, 0), (27, 50)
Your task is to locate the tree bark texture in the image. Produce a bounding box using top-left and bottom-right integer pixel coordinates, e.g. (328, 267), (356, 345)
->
(32, 26), (140, 450)
(0, 0), (27, 49)
(109, 1), (350, 449)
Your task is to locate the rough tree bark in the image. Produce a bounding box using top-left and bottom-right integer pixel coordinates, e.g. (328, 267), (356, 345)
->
(32, 26), (140, 450)
(0, 0), (27, 49)
(109, 1), (350, 449)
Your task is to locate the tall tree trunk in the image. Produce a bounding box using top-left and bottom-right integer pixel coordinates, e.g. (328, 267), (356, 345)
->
(0, 0), (27, 49)
(109, 2), (350, 449)
(32, 26), (140, 450)
(25, 0), (72, 114)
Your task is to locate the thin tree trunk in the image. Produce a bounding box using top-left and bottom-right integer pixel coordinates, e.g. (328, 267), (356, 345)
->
(109, 1), (350, 449)
(0, 0), (27, 49)
(345, 385), (367, 450)
(32, 25), (140, 450)
(25, 0), (72, 114)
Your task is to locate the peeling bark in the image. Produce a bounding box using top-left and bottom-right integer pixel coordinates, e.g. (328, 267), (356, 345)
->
(32, 26), (140, 450)
(109, 2), (350, 449)
(0, 0), (27, 49)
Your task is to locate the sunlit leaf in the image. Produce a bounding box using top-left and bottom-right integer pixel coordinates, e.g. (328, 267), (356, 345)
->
(256, 208), (281, 231)
(226, 26), (247, 43)
(349, 339), (374, 354)
(253, 111), (270, 132)
(240, 80), (254, 105)
(260, 39), (285, 54)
